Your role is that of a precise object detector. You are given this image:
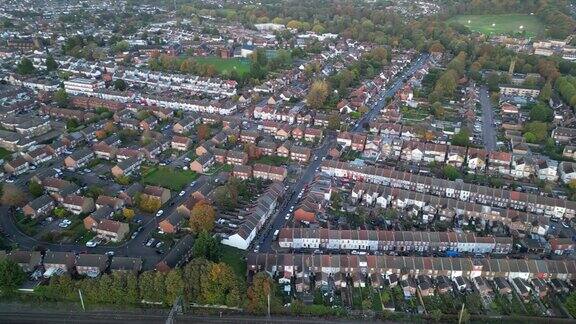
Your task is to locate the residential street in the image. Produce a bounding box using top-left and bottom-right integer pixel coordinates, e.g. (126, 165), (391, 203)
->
(0, 178), (204, 270)
(0, 54), (429, 266)
(258, 53), (429, 253)
(479, 85), (497, 151)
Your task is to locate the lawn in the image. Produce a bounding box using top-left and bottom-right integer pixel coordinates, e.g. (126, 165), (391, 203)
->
(448, 14), (544, 36)
(251, 155), (289, 166)
(220, 244), (246, 280)
(400, 106), (430, 122)
(192, 56), (251, 76)
(15, 212), (38, 237)
(0, 147), (10, 160)
(142, 167), (199, 191)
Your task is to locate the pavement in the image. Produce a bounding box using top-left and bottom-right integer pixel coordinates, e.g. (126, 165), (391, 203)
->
(479, 85), (497, 151)
(258, 53), (430, 253)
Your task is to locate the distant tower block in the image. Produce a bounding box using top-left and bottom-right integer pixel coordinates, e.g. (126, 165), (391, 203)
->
(508, 57), (516, 75)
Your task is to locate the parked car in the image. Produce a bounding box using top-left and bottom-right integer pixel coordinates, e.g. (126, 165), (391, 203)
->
(85, 239), (98, 248)
(145, 238), (156, 247)
(156, 210), (164, 217)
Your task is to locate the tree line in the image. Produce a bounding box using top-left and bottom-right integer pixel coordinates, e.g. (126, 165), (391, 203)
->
(36, 258), (243, 308)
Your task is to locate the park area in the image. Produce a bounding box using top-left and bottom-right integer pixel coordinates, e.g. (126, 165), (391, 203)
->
(193, 56), (251, 76)
(448, 14), (544, 36)
(141, 167), (199, 191)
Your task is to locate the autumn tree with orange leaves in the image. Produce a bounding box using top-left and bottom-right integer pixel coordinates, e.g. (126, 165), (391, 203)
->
(190, 201), (215, 233)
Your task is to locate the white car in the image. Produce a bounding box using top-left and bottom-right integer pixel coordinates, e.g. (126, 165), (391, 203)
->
(285, 213), (290, 220)
(289, 206), (294, 212)
(156, 210), (164, 217)
(179, 190), (185, 196)
(85, 240), (98, 248)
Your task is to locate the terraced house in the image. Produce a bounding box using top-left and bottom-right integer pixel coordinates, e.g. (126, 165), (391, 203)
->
(247, 253), (576, 288)
(278, 228), (512, 254)
(321, 160), (576, 219)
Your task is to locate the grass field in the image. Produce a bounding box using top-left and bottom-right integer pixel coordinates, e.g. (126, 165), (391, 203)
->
(141, 167), (199, 191)
(220, 245), (246, 280)
(448, 14), (544, 36)
(193, 56), (251, 76)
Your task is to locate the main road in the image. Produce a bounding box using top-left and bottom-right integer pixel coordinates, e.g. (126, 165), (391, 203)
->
(259, 53), (429, 253)
(479, 85), (497, 151)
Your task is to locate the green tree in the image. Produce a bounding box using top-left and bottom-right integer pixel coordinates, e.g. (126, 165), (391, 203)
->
(182, 258), (212, 302)
(126, 273), (139, 304)
(307, 80), (330, 109)
(190, 201), (216, 234)
(485, 72), (500, 92)
(443, 165), (462, 181)
(46, 56), (59, 71)
(0, 259), (26, 294)
(54, 88), (69, 108)
(200, 262), (240, 306)
(451, 129), (470, 147)
(540, 81), (552, 101)
(431, 308), (443, 322)
(16, 57), (35, 75)
(459, 307), (470, 324)
(523, 121), (549, 143)
(192, 231), (221, 262)
(153, 271), (167, 304)
(432, 102), (445, 118)
(165, 269), (184, 305)
(566, 291), (576, 317)
(112, 40), (129, 53)
(29, 181), (43, 197)
(114, 79), (127, 91)
(327, 114), (341, 130)
(433, 70), (458, 99)
(66, 119), (79, 130)
(529, 102), (553, 122)
(247, 272), (280, 314)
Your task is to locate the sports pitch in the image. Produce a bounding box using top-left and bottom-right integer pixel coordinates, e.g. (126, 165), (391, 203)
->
(448, 14), (544, 36)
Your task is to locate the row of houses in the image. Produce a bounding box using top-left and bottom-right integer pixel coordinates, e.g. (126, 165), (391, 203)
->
(115, 69), (237, 96)
(277, 228), (513, 254)
(247, 253), (576, 284)
(196, 141), (312, 164)
(350, 182), (552, 233)
(321, 160), (576, 219)
(0, 250), (142, 277)
(232, 163), (288, 182)
(221, 182), (285, 250)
